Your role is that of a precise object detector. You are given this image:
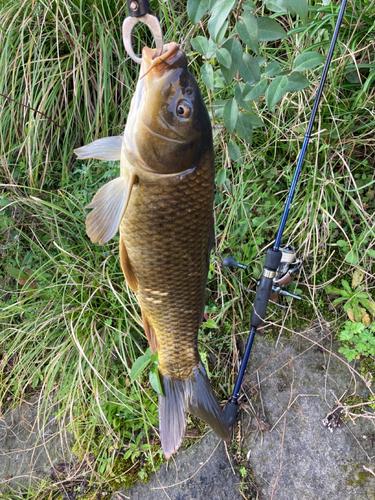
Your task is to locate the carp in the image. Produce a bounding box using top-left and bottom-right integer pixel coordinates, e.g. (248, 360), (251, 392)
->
(75, 42), (230, 458)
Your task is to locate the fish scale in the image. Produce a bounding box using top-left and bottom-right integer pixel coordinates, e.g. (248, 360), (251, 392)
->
(120, 164), (214, 380)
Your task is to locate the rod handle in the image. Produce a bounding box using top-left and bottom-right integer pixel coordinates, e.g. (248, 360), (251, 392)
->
(224, 400), (239, 427)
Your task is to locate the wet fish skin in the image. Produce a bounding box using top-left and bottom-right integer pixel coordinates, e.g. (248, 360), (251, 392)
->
(74, 43), (230, 458)
(121, 44), (214, 381)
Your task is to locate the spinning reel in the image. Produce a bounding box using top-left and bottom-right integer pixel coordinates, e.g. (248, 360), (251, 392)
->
(223, 245), (302, 305)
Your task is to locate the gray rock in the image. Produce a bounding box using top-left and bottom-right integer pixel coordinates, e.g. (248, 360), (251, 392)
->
(0, 397), (74, 494)
(114, 432), (243, 500)
(243, 322), (375, 500)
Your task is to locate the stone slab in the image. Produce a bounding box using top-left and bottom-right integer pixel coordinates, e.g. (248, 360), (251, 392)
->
(243, 322), (375, 500)
(114, 432), (243, 500)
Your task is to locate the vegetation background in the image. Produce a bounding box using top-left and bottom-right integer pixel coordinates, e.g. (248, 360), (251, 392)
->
(0, 0), (374, 497)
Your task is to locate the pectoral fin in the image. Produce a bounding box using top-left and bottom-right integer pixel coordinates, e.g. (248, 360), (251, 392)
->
(74, 136), (123, 161)
(86, 175), (136, 245)
(119, 237), (138, 292)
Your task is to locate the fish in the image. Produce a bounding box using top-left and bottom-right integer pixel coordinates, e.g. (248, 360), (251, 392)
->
(74, 42), (230, 458)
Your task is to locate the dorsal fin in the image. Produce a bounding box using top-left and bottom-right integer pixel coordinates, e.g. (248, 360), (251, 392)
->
(74, 136), (123, 161)
(86, 175), (136, 245)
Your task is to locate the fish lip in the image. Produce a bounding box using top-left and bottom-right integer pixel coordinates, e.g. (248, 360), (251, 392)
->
(141, 42), (181, 76)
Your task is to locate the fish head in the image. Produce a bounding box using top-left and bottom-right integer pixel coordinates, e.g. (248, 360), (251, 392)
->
(124, 42), (213, 175)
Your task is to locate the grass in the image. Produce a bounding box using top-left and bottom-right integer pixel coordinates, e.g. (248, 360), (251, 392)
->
(1, 0), (375, 497)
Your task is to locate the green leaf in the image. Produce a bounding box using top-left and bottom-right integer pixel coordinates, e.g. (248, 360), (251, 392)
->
(338, 347), (356, 362)
(235, 112), (253, 143)
(339, 330), (353, 341)
(264, 61), (281, 77)
(206, 39), (218, 58)
(203, 318), (219, 329)
(247, 114), (265, 128)
(326, 285), (345, 295)
(223, 98), (239, 133)
(234, 83), (253, 111)
(332, 297), (347, 306)
(359, 298), (375, 317)
(191, 36), (209, 56)
(220, 38), (243, 84)
(265, 0), (287, 12)
(213, 71), (226, 88)
(240, 53), (261, 84)
(150, 351), (159, 363)
(257, 17), (287, 42)
(346, 70), (360, 84)
(243, 1), (256, 11)
(265, 75), (288, 111)
(345, 250), (359, 266)
(256, 56), (267, 67)
(285, 0), (308, 25)
(286, 72), (310, 91)
(188, 0), (210, 24)
(252, 216), (266, 226)
(214, 21), (229, 45)
(341, 279), (352, 294)
(228, 141), (243, 163)
(337, 240), (349, 249)
(208, 0), (236, 43)
(130, 350), (152, 383)
(216, 168), (227, 186)
(149, 364), (164, 396)
(201, 63), (215, 90)
(293, 52), (326, 72)
(236, 12), (258, 54)
(0, 198), (13, 207)
(6, 267), (29, 281)
(212, 99), (226, 119)
(216, 47), (232, 69)
(243, 79), (268, 101)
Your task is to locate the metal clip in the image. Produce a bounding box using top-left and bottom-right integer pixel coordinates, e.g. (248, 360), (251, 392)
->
(122, 14), (163, 65)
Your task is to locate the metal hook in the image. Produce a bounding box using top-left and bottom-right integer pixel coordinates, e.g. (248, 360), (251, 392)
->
(122, 14), (164, 65)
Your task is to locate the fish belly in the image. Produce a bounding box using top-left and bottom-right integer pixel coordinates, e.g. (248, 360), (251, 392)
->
(120, 164), (214, 381)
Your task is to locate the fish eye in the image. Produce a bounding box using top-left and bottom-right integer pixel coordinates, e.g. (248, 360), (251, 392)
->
(176, 101), (191, 119)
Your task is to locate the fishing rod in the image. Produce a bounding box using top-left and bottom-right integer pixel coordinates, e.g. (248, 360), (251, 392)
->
(223, 0), (348, 427)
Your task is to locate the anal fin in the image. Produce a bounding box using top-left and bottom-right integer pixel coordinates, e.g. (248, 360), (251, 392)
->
(119, 237), (138, 292)
(86, 174), (136, 245)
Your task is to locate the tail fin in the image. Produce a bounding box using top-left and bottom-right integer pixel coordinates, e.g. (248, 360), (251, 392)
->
(159, 362), (230, 459)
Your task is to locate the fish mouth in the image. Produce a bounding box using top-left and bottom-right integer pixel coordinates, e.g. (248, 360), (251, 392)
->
(141, 42), (182, 77)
